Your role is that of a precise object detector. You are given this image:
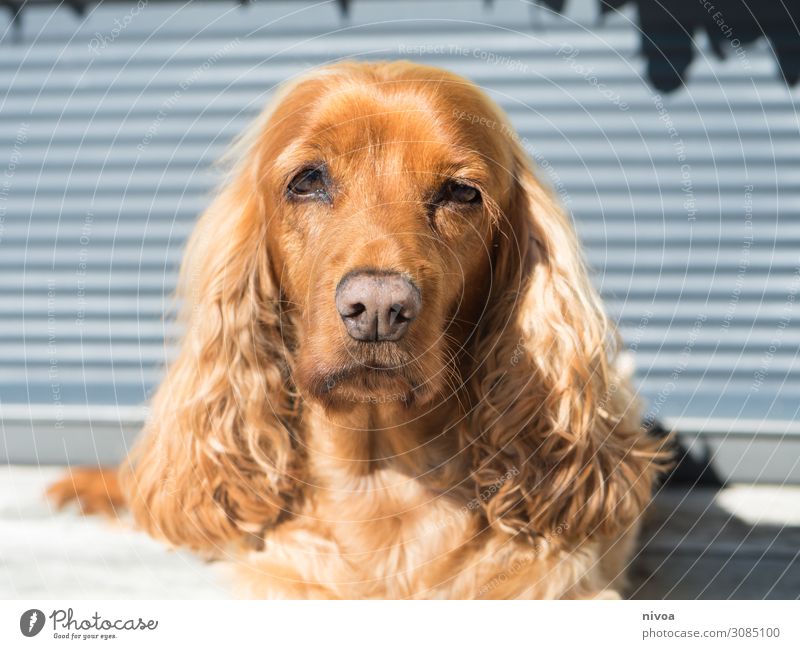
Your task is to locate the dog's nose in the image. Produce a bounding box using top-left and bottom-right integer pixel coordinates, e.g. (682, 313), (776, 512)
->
(335, 271), (421, 342)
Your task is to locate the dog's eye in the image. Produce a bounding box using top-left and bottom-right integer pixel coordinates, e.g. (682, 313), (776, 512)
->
(288, 168), (327, 198)
(444, 181), (481, 204)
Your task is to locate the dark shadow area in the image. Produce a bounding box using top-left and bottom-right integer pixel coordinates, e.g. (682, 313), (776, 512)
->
(649, 420), (725, 488)
(631, 486), (800, 598)
(631, 422), (799, 598)
(551, 0), (800, 91)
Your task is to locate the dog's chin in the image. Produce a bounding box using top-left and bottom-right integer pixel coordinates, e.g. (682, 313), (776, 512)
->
(319, 369), (417, 409)
(297, 342), (440, 410)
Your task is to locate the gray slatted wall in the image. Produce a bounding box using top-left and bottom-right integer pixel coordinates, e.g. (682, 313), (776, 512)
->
(1, 1), (798, 481)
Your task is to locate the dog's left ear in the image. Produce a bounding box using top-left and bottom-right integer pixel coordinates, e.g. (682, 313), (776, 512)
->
(464, 142), (669, 544)
(119, 136), (302, 554)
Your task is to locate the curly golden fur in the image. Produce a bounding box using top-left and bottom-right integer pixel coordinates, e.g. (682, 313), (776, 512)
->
(49, 61), (669, 599)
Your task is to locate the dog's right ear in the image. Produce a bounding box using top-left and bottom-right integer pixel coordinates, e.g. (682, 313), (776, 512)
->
(120, 104), (304, 555)
(464, 142), (670, 544)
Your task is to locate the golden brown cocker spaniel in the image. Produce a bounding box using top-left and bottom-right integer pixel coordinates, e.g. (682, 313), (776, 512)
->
(49, 61), (669, 599)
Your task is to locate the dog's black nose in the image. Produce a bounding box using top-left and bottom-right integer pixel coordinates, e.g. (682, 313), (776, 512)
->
(335, 271), (421, 342)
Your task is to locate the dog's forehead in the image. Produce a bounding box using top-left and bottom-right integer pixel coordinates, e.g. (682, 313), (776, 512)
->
(314, 92), (454, 154)
(280, 78), (510, 172)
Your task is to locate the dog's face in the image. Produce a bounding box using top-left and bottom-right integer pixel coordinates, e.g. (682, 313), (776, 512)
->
(259, 65), (516, 408)
(123, 62), (663, 556)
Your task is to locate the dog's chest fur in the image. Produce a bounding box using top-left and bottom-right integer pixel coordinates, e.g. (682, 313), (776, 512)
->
(247, 465), (497, 598)
(233, 406), (614, 599)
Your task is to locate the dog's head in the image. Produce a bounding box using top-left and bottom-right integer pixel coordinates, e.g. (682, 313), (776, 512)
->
(248, 62), (520, 409)
(126, 62), (666, 553)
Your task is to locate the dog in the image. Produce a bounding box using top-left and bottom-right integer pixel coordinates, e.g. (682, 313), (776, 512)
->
(48, 60), (668, 599)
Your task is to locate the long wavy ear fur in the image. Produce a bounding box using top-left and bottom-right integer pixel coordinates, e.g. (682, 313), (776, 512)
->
(465, 142), (669, 545)
(119, 108), (302, 554)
